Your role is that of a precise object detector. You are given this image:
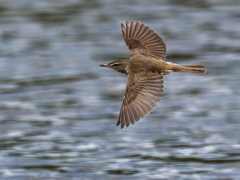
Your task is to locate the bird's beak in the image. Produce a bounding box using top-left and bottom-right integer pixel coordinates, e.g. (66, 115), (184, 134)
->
(99, 64), (108, 67)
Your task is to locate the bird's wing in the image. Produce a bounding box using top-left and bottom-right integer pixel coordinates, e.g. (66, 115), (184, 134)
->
(121, 20), (166, 60)
(117, 71), (164, 128)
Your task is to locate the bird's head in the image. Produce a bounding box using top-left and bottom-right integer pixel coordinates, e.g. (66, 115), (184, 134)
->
(99, 60), (128, 74)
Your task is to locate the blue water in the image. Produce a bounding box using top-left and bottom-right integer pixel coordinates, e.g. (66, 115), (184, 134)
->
(0, 0), (240, 179)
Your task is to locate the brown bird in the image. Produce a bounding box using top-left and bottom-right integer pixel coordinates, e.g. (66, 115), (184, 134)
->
(100, 20), (206, 129)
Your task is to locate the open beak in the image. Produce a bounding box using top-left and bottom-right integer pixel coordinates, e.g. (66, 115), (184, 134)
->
(99, 64), (108, 67)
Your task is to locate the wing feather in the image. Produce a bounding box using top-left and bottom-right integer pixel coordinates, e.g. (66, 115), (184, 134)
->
(121, 20), (167, 60)
(117, 72), (164, 128)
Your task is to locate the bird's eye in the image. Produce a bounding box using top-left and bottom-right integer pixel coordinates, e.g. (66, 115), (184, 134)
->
(113, 63), (118, 66)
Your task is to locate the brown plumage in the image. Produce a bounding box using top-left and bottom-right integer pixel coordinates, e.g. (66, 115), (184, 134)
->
(100, 20), (207, 129)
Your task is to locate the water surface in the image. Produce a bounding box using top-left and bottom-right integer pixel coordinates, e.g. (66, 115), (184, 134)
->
(0, 0), (240, 179)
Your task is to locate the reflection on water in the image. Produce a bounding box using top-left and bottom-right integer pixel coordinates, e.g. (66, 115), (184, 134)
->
(0, 0), (240, 179)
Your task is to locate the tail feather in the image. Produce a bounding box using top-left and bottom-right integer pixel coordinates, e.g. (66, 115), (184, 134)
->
(181, 65), (206, 68)
(173, 64), (207, 74)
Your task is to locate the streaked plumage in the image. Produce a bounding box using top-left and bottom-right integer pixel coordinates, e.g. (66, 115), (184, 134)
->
(100, 20), (206, 128)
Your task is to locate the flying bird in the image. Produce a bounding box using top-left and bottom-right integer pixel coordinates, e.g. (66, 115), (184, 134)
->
(100, 20), (206, 129)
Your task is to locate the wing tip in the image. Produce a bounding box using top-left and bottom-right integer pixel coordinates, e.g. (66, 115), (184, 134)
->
(120, 20), (167, 60)
(121, 23), (125, 29)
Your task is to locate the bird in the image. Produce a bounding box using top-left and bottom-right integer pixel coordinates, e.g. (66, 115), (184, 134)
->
(100, 20), (206, 129)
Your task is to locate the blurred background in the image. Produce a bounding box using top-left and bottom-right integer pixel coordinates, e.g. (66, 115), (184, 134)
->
(0, 0), (240, 179)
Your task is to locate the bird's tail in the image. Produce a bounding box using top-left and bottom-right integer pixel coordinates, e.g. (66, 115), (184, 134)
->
(172, 64), (207, 74)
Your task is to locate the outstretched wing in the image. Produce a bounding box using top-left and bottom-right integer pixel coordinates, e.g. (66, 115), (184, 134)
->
(117, 72), (164, 128)
(121, 20), (167, 60)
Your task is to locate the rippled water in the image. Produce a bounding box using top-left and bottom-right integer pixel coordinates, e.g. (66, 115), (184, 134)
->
(0, 0), (240, 179)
